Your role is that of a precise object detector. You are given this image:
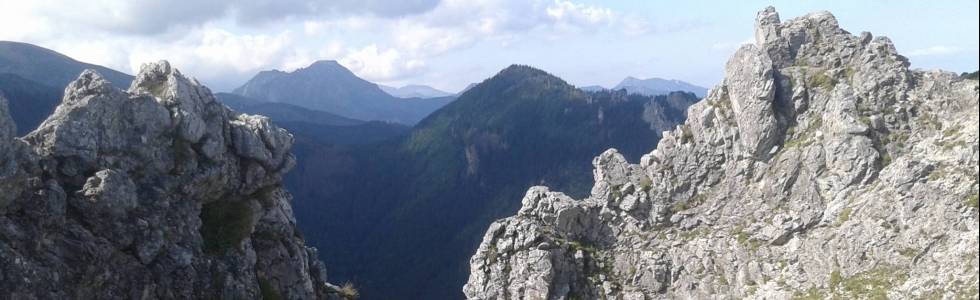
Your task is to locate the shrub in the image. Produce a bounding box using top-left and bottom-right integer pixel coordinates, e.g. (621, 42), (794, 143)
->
(259, 278), (282, 300)
(967, 193), (979, 210)
(200, 200), (255, 255)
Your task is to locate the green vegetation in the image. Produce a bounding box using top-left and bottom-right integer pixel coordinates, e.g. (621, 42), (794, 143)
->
(810, 71), (837, 91)
(829, 270), (843, 288)
(259, 278), (282, 300)
(783, 116), (823, 150)
(837, 207), (853, 225)
(962, 71), (979, 80)
(339, 282), (360, 300)
(898, 248), (918, 258)
(200, 200), (255, 255)
(674, 193), (707, 212)
(838, 267), (909, 299)
(611, 185), (623, 200)
(792, 287), (825, 300)
(731, 226), (762, 251)
(568, 240), (599, 255)
(639, 177), (653, 192)
(967, 193), (979, 210)
(880, 153), (893, 167)
(485, 242), (500, 265)
(844, 67), (857, 82)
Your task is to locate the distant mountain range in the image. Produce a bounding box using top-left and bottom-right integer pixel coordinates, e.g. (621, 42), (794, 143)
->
(2, 41), (700, 300)
(233, 60), (454, 124)
(583, 76), (708, 98)
(286, 65), (699, 300)
(380, 84), (454, 99)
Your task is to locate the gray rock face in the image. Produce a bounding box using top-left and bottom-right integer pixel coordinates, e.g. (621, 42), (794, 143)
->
(1, 61), (345, 299)
(465, 7), (979, 300)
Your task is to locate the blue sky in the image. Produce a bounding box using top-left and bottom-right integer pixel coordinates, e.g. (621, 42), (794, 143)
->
(1, 0), (977, 92)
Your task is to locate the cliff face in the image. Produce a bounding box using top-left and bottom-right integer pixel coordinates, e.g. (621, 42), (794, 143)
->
(464, 7), (979, 300)
(1, 62), (342, 299)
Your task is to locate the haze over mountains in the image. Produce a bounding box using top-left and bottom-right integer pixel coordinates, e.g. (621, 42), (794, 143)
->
(582, 76), (709, 98)
(285, 65), (698, 299)
(380, 84), (454, 99)
(232, 60), (454, 125)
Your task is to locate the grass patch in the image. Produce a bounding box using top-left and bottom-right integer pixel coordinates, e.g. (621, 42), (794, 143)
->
(898, 248), (918, 258)
(830, 270), (843, 288)
(338, 282), (360, 300)
(639, 177), (653, 192)
(839, 267), (909, 299)
(844, 67), (857, 82)
(967, 193), (979, 210)
(792, 288), (825, 300)
(810, 71), (837, 91)
(880, 153), (893, 167)
(837, 207), (853, 225)
(200, 200), (255, 255)
(673, 193), (707, 212)
(942, 125), (961, 138)
(259, 278), (282, 300)
(783, 116), (823, 150)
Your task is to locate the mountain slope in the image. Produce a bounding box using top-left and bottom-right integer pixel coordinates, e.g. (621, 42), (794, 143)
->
(216, 92), (365, 127)
(1, 42), (135, 134)
(465, 7), (979, 299)
(380, 84), (453, 98)
(233, 60), (453, 124)
(0, 73), (62, 135)
(612, 76), (708, 98)
(0, 41), (133, 89)
(1, 62), (346, 299)
(288, 65), (699, 300)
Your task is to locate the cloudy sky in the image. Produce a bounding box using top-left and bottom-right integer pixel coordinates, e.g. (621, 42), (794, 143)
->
(2, 0), (977, 92)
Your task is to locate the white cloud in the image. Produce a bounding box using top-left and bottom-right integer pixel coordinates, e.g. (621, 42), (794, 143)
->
(2, 0), (441, 36)
(340, 45), (426, 81)
(546, 0), (615, 27)
(0, 0), (663, 90)
(906, 46), (963, 57)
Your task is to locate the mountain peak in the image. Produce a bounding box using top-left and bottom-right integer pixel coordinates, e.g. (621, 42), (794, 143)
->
(497, 64), (552, 78)
(4, 61), (339, 298)
(308, 60), (343, 68)
(459, 65), (573, 99)
(465, 7), (979, 299)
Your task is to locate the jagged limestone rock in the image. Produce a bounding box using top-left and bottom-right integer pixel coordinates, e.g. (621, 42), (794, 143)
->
(465, 7), (979, 300)
(1, 61), (343, 299)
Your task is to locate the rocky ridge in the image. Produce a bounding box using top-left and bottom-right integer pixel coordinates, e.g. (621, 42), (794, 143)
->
(1, 61), (345, 299)
(464, 7), (979, 299)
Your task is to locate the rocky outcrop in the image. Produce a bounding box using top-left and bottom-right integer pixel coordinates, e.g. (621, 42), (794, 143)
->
(1, 61), (345, 299)
(465, 7), (979, 299)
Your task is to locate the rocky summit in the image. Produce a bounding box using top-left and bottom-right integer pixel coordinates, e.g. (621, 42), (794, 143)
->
(464, 7), (979, 300)
(0, 61), (347, 299)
